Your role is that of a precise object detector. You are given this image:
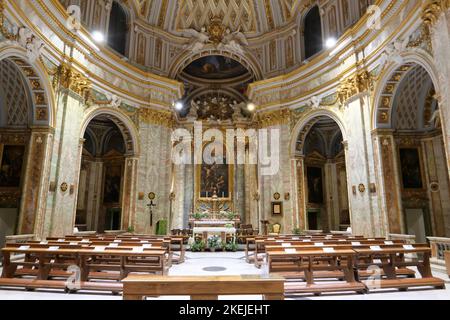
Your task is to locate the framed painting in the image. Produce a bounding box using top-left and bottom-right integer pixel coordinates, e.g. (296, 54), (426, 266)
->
(399, 148), (423, 189)
(307, 166), (324, 204)
(0, 145), (26, 188)
(103, 164), (123, 204)
(272, 201), (283, 216)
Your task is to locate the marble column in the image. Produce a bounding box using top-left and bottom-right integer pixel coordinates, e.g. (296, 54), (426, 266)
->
(183, 163), (194, 228)
(18, 128), (54, 237)
(429, 13), (450, 180)
(172, 164), (186, 229)
(324, 160), (340, 231)
(374, 132), (403, 234)
(122, 156), (139, 230)
(86, 159), (104, 231)
(293, 155), (307, 230)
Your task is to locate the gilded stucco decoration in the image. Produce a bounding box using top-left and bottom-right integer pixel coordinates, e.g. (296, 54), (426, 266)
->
(139, 108), (174, 128)
(55, 62), (91, 99)
(337, 70), (375, 105)
(257, 108), (291, 128)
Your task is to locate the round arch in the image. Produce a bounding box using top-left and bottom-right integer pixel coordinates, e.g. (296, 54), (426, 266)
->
(371, 50), (441, 130)
(0, 45), (56, 128)
(168, 48), (264, 81)
(80, 107), (140, 157)
(289, 108), (347, 158)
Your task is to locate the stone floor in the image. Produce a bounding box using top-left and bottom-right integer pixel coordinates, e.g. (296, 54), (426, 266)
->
(0, 252), (449, 300)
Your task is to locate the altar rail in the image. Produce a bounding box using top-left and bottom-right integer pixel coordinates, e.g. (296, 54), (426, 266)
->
(427, 237), (450, 261)
(3, 235), (35, 262)
(388, 234), (416, 244)
(5, 234), (35, 243)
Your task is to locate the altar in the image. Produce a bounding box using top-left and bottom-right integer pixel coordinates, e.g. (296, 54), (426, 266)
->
(192, 220), (237, 244)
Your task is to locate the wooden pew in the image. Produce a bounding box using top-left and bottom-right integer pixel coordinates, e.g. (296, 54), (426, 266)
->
(266, 247), (367, 295)
(122, 275), (285, 300)
(353, 244), (445, 291)
(0, 245), (169, 293)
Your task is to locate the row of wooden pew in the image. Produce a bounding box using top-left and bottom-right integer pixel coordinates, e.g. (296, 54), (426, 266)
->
(0, 234), (187, 294)
(245, 234), (446, 296)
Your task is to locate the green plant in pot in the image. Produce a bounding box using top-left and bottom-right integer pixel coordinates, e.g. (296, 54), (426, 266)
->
(127, 226), (135, 234)
(193, 212), (206, 220)
(293, 227), (302, 235)
(207, 235), (221, 252)
(191, 240), (206, 252)
(224, 240), (238, 252)
(227, 211), (236, 221)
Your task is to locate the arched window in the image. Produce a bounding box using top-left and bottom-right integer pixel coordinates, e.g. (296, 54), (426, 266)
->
(304, 6), (323, 60)
(107, 1), (128, 56)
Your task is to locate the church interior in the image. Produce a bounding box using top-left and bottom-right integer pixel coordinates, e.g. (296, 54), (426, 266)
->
(0, 0), (450, 301)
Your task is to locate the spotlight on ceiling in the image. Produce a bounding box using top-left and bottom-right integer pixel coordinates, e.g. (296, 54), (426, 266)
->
(174, 101), (184, 111)
(92, 31), (105, 43)
(325, 37), (337, 49)
(247, 102), (256, 112)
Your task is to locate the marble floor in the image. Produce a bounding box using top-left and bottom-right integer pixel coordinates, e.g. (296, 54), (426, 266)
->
(0, 252), (449, 300)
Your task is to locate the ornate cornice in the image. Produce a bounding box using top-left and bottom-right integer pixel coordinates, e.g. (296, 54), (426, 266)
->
(337, 70), (375, 105)
(422, 0), (450, 26)
(54, 62), (91, 98)
(139, 108), (174, 128)
(257, 108), (291, 128)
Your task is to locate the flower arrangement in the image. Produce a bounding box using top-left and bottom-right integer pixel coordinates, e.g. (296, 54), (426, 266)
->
(225, 223), (234, 228)
(207, 235), (222, 251)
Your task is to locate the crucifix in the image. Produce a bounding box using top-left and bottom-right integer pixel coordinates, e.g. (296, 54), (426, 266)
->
(147, 192), (156, 227)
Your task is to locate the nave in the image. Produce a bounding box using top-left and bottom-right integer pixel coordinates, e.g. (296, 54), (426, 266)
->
(0, 251), (448, 301)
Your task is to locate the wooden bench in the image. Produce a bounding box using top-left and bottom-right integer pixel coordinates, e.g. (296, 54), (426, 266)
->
(122, 275), (285, 300)
(266, 247), (367, 295)
(353, 244), (445, 291)
(1, 246), (169, 292)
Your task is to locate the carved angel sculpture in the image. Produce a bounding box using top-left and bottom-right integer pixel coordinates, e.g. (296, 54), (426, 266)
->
(187, 100), (199, 118)
(18, 27), (45, 63)
(218, 28), (249, 55)
(381, 37), (410, 66)
(308, 96), (322, 109)
(181, 27), (211, 53)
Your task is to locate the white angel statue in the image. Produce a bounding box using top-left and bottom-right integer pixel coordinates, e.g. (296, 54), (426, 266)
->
(381, 37), (409, 66)
(218, 28), (249, 55)
(181, 27), (211, 53)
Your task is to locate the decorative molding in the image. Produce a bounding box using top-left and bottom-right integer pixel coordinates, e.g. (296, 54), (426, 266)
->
(337, 70), (375, 105)
(421, 0), (450, 26)
(139, 108), (174, 127)
(257, 108), (291, 128)
(55, 62), (91, 98)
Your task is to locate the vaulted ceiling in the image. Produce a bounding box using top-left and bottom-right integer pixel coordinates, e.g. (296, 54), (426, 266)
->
(130, 0), (306, 35)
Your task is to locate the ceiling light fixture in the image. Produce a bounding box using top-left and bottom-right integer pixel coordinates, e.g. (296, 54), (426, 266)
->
(247, 102), (256, 112)
(325, 37), (337, 49)
(174, 101), (184, 111)
(92, 31), (105, 43)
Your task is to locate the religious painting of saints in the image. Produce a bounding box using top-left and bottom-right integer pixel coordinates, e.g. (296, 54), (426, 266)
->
(0, 145), (25, 188)
(103, 164), (123, 204)
(307, 166), (324, 204)
(200, 162), (230, 199)
(399, 148), (423, 189)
